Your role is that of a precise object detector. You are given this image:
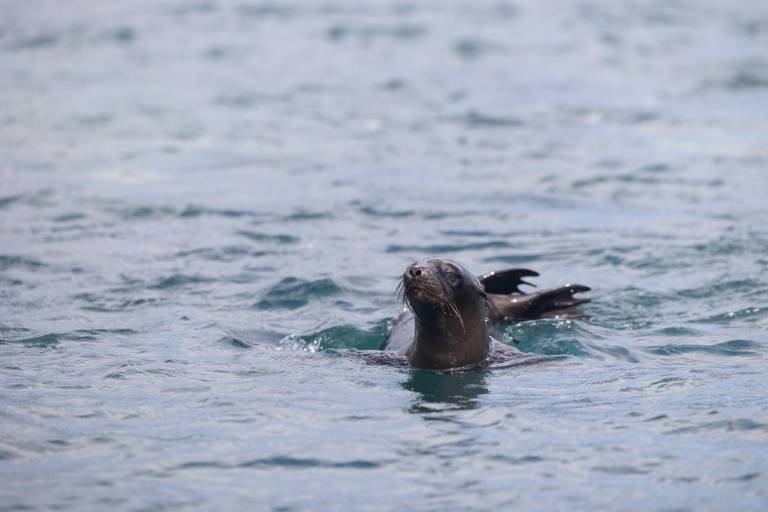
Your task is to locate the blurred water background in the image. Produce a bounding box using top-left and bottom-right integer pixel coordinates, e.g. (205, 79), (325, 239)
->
(1, 0), (768, 510)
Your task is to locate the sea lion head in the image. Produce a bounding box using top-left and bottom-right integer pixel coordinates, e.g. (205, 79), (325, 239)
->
(399, 258), (489, 340)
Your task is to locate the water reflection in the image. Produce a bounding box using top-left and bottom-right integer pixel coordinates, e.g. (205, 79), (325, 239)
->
(403, 369), (489, 412)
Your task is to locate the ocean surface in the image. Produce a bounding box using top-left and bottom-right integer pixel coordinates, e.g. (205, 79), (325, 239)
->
(1, 1), (767, 510)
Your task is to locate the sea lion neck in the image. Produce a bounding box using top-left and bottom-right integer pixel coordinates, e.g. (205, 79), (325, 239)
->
(412, 306), (461, 346)
(408, 315), (490, 370)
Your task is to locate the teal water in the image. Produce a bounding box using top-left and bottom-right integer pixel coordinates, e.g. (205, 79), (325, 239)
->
(2, 1), (768, 510)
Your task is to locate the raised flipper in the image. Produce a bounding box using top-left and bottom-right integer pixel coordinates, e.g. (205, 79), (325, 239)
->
(480, 268), (539, 294)
(520, 284), (591, 319)
(484, 269), (591, 322)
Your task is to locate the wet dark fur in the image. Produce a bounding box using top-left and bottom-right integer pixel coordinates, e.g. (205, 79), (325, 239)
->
(383, 258), (590, 370)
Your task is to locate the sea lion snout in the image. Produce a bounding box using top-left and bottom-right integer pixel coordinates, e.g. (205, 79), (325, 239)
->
(405, 263), (425, 280)
(403, 263), (443, 304)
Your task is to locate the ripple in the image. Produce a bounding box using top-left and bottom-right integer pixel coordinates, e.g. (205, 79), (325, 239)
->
(74, 293), (160, 312)
(9, 32), (59, 51)
(506, 320), (598, 357)
(644, 339), (761, 357)
(664, 419), (768, 435)
(179, 205), (262, 218)
(0, 329), (137, 346)
(117, 205), (175, 220)
(487, 454), (545, 465)
(723, 62), (768, 90)
(278, 319), (391, 352)
(439, 229), (494, 237)
(149, 274), (213, 290)
(0, 449), (17, 461)
(255, 277), (343, 310)
(105, 365), (178, 380)
(53, 212), (87, 222)
(588, 344), (640, 363)
(0, 255), (45, 271)
(699, 307), (766, 324)
(724, 472), (761, 482)
(174, 246), (252, 262)
(1, 333), (61, 346)
(238, 230), (299, 244)
(359, 206), (415, 218)
(454, 110), (525, 128)
(0, 195), (23, 209)
(482, 253), (544, 264)
(592, 465), (650, 475)
(282, 210), (333, 221)
(326, 23), (426, 43)
(651, 326), (701, 337)
(453, 38), (502, 60)
(386, 241), (510, 253)
(237, 4), (297, 19)
(176, 456), (382, 470)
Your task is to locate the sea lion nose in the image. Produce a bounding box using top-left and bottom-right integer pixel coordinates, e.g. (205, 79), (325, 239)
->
(405, 264), (424, 280)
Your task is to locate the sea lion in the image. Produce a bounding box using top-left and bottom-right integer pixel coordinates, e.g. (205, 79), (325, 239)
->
(383, 258), (590, 370)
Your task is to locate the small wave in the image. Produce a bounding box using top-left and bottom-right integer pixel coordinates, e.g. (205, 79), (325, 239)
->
(74, 293), (160, 312)
(255, 277), (343, 310)
(453, 38), (503, 60)
(149, 274), (213, 290)
(504, 320), (599, 358)
(487, 454), (545, 465)
(282, 210), (333, 221)
(104, 366), (178, 380)
(237, 4), (297, 19)
(592, 465), (650, 475)
(0, 195), (23, 209)
(453, 110), (525, 128)
(482, 253), (544, 265)
(53, 212), (87, 222)
(677, 279), (760, 299)
(589, 344), (640, 363)
(176, 456), (381, 471)
(664, 418), (768, 435)
(386, 241), (510, 253)
(277, 319), (391, 352)
(699, 306), (766, 325)
(0, 329), (135, 346)
(359, 206), (415, 218)
(439, 229), (494, 237)
(179, 205), (262, 218)
(326, 23), (426, 43)
(646, 377), (688, 390)
(722, 62), (768, 90)
(644, 339), (762, 357)
(650, 326), (702, 337)
(174, 246), (253, 262)
(9, 33), (59, 51)
(0, 449), (17, 461)
(0, 333), (61, 346)
(238, 230), (299, 244)
(213, 92), (287, 108)
(118, 205), (175, 220)
(0, 255), (45, 271)
(107, 204), (265, 221)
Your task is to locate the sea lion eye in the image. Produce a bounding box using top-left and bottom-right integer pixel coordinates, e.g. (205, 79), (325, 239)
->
(445, 270), (461, 286)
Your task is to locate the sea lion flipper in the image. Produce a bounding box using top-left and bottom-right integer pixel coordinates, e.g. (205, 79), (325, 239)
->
(523, 284), (591, 318)
(480, 268), (539, 294)
(489, 283), (591, 321)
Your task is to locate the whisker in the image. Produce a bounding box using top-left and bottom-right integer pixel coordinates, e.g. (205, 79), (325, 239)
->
(394, 278), (406, 310)
(443, 296), (465, 333)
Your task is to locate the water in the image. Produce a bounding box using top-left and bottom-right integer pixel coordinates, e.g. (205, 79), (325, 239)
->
(1, 0), (767, 510)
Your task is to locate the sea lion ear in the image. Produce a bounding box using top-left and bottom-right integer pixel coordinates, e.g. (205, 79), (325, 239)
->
(480, 268), (539, 294)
